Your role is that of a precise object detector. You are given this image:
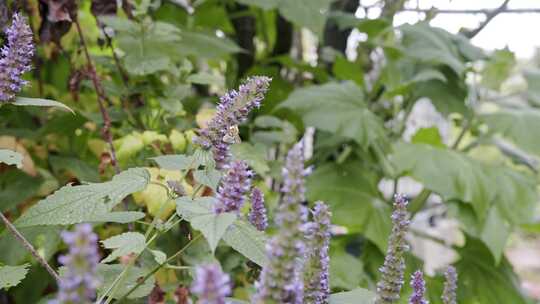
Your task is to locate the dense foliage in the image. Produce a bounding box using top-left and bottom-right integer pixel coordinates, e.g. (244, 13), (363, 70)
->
(1, 0), (539, 303)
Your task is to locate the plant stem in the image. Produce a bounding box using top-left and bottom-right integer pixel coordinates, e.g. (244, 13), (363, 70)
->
(116, 234), (203, 303)
(0, 212), (60, 283)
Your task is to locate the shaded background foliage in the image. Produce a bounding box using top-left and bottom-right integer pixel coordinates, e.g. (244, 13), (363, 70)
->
(1, 0), (540, 303)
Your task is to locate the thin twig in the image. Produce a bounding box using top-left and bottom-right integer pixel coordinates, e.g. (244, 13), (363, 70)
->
(463, 0), (510, 38)
(73, 18), (121, 175)
(0, 212), (60, 283)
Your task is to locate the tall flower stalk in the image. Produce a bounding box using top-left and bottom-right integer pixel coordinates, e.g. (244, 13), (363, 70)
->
(248, 187), (268, 231)
(375, 194), (411, 304)
(213, 160), (253, 214)
(304, 201), (331, 304)
(441, 266), (458, 304)
(196, 76), (271, 169)
(191, 264), (231, 304)
(0, 13), (34, 102)
(409, 271), (428, 304)
(51, 224), (100, 304)
(252, 142), (309, 304)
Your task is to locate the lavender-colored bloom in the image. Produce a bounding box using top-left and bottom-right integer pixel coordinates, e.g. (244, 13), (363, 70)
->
(196, 76), (271, 169)
(409, 271), (428, 304)
(441, 266), (457, 304)
(50, 224), (100, 304)
(214, 160), (253, 214)
(248, 187), (268, 231)
(0, 13), (34, 102)
(252, 142), (309, 304)
(191, 264), (231, 304)
(375, 194), (411, 304)
(304, 201), (331, 304)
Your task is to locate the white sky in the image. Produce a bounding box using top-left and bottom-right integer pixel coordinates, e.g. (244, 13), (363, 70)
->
(362, 0), (540, 58)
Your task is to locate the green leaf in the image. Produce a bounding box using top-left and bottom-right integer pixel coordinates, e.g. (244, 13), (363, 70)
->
(101, 232), (146, 263)
(0, 149), (23, 168)
(222, 219), (268, 267)
(16, 168), (150, 227)
(482, 108), (540, 156)
(149, 249), (166, 264)
(187, 73), (225, 86)
(0, 264), (30, 290)
(13, 97), (74, 113)
(0, 170), (42, 212)
(278, 0), (333, 37)
(391, 142), (537, 224)
(176, 197), (236, 252)
(411, 127), (445, 147)
(307, 161), (391, 252)
(524, 69), (540, 105)
(280, 82), (385, 147)
(456, 237), (529, 304)
(193, 169), (222, 191)
(330, 251), (368, 290)
(231, 143), (270, 175)
(481, 49), (515, 90)
(332, 56), (364, 86)
(0, 226), (61, 265)
(177, 30), (242, 58)
(49, 156), (100, 182)
(329, 288), (376, 304)
(236, 0), (279, 10)
(151, 154), (195, 171)
(97, 264), (155, 299)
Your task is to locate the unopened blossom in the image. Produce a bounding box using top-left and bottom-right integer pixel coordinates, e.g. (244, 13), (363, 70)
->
(191, 264), (231, 304)
(0, 13), (34, 102)
(375, 194), (411, 304)
(409, 271), (428, 304)
(214, 160), (253, 214)
(304, 201), (331, 304)
(51, 224), (100, 304)
(196, 76), (271, 168)
(441, 266), (457, 304)
(252, 142), (309, 304)
(248, 187), (268, 231)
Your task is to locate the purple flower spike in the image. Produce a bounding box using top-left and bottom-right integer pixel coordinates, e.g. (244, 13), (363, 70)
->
(196, 76), (271, 169)
(304, 201), (331, 304)
(191, 264), (231, 304)
(441, 266), (457, 304)
(409, 271), (428, 304)
(0, 13), (34, 102)
(375, 194), (411, 304)
(252, 142), (309, 304)
(248, 187), (268, 231)
(214, 160), (253, 214)
(50, 224), (100, 304)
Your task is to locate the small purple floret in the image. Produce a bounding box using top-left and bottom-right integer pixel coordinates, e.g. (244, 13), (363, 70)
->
(409, 270), (428, 304)
(191, 264), (231, 304)
(248, 187), (268, 231)
(214, 160), (253, 214)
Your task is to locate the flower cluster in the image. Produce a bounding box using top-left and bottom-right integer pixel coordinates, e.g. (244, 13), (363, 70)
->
(51, 224), (100, 304)
(252, 142), (309, 304)
(442, 266), (458, 304)
(248, 187), (268, 231)
(0, 13), (34, 102)
(304, 201), (331, 304)
(409, 271), (428, 304)
(191, 264), (231, 304)
(375, 194), (411, 304)
(214, 160), (253, 214)
(196, 76), (271, 169)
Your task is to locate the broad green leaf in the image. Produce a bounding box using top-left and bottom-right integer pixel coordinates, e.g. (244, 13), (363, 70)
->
(330, 12), (390, 38)
(176, 197), (236, 252)
(482, 108), (540, 156)
(0, 264), (30, 290)
(187, 73), (225, 86)
(101, 232), (146, 263)
(333, 56), (364, 86)
(411, 127), (445, 147)
(307, 161), (391, 252)
(236, 0), (279, 10)
(278, 0), (333, 37)
(280, 82), (385, 148)
(524, 69), (540, 105)
(13, 97), (74, 113)
(97, 211), (146, 223)
(413, 79), (468, 116)
(16, 168), (150, 227)
(177, 30), (242, 58)
(456, 237), (529, 304)
(192, 149), (216, 169)
(151, 154), (195, 171)
(330, 251), (368, 290)
(391, 142), (537, 224)
(329, 288), (376, 304)
(481, 49), (515, 90)
(0, 149), (22, 168)
(149, 249), (167, 264)
(231, 143), (270, 175)
(49, 156), (100, 182)
(0, 170), (42, 212)
(0, 226), (61, 265)
(97, 264), (155, 299)
(193, 169), (222, 191)
(222, 219), (268, 267)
